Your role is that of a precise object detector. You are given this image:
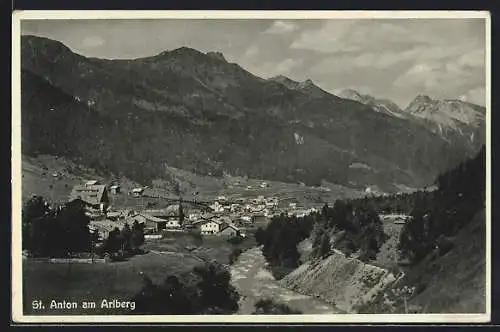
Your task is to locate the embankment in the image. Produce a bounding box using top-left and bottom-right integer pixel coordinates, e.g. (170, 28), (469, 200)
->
(280, 250), (398, 313)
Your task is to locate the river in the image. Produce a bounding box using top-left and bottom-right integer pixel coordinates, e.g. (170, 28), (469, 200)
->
(230, 247), (341, 314)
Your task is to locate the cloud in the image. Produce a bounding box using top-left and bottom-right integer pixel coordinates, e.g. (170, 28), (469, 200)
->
(459, 87), (485, 106)
(81, 35), (105, 49)
(275, 58), (304, 74)
(264, 20), (298, 34)
(22, 18), (486, 107)
(240, 57), (304, 79)
(243, 45), (259, 59)
(296, 19), (486, 106)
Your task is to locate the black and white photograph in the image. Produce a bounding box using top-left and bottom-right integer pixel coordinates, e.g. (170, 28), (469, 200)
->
(11, 10), (491, 323)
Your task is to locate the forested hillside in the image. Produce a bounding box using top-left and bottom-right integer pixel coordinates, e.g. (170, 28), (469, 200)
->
(21, 35), (484, 192)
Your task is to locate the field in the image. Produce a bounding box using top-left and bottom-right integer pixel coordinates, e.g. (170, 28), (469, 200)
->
(20, 154), (366, 211)
(22, 231), (257, 315)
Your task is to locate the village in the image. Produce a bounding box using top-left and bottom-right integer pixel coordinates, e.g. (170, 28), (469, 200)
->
(66, 179), (320, 245)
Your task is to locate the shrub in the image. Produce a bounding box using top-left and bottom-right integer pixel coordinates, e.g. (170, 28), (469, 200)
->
(252, 299), (302, 314)
(132, 261), (240, 315)
(228, 248), (243, 265)
(227, 236), (244, 245)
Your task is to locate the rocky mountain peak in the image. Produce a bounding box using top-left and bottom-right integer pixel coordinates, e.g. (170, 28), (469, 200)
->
(206, 51), (227, 62)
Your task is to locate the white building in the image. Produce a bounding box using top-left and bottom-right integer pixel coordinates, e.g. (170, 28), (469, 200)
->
(210, 201), (225, 213)
(166, 219), (181, 229)
(200, 220), (228, 235)
(131, 188), (144, 197)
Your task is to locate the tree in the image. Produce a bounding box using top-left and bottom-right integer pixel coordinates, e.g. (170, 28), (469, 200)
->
(119, 223), (132, 251)
(228, 248), (243, 265)
(104, 227), (122, 253)
(398, 210), (432, 264)
(178, 201), (185, 225)
(252, 299), (302, 314)
(57, 199), (92, 255)
(22, 195), (50, 226)
(130, 220), (145, 249)
(254, 227), (265, 245)
(132, 262), (240, 314)
(192, 261), (240, 313)
(312, 233), (331, 259)
(173, 181), (182, 198)
(22, 195), (51, 255)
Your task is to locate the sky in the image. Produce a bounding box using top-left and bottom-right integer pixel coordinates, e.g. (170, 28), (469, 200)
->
(21, 18), (487, 108)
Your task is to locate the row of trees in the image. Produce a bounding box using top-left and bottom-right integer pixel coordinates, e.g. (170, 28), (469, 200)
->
(397, 145), (486, 264)
(311, 200), (387, 262)
(131, 261), (240, 314)
(350, 190), (435, 215)
(98, 221), (145, 256)
(255, 198), (387, 277)
(22, 196), (94, 257)
(256, 213), (315, 279)
(22, 195), (145, 258)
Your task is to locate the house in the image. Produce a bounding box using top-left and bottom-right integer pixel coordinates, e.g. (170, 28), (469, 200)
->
(125, 213), (166, 233)
(69, 184), (109, 213)
(165, 204), (181, 217)
(187, 212), (202, 222)
(166, 219), (182, 229)
(106, 211), (122, 221)
(210, 201), (225, 213)
(241, 215), (252, 222)
(110, 185), (121, 194)
(131, 188), (144, 197)
(200, 219), (228, 235)
(219, 224), (240, 237)
(89, 219), (125, 241)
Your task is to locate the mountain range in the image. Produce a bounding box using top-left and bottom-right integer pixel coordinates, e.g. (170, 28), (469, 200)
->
(19, 35), (486, 192)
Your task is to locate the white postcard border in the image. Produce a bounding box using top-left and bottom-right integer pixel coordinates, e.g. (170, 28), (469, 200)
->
(11, 10), (492, 324)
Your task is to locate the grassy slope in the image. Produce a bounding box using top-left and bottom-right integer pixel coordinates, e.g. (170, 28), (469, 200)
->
(357, 209), (486, 313)
(404, 209), (486, 313)
(21, 154), (365, 210)
(23, 252), (201, 315)
(23, 231), (258, 316)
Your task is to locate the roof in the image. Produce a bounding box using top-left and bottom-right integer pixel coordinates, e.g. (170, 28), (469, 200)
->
(69, 184), (108, 205)
(132, 188), (144, 192)
(137, 213), (167, 224)
(198, 219), (228, 228)
(165, 204), (180, 216)
(226, 223), (239, 231)
(219, 223), (239, 233)
(85, 180), (99, 186)
(89, 220), (122, 233)
(110, 185), (120, 189)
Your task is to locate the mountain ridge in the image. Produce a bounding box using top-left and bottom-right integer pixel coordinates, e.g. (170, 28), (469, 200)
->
(19, 35), (485, 192)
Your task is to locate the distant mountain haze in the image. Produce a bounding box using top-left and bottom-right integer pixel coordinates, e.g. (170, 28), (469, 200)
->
(336, 88), (485, 152)
(20, 35), (485, 192)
